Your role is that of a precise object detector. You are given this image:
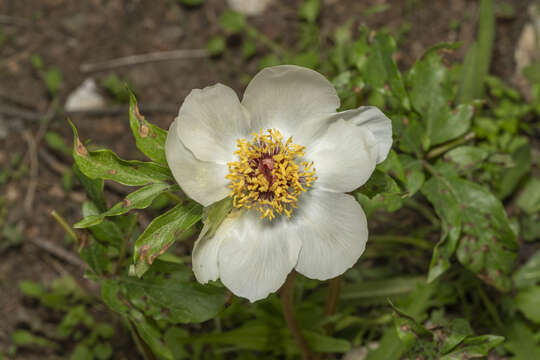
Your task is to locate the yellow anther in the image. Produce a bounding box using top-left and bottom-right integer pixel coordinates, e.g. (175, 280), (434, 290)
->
(226, 129), (317, 220)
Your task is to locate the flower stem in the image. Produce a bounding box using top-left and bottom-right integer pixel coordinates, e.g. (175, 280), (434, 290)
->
(50, 210), (78, 243)
(281, 271), (316, 360)
(324, 276), (342, 335)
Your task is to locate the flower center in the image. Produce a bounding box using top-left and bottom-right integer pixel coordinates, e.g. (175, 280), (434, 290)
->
(226, 128), (317, 220)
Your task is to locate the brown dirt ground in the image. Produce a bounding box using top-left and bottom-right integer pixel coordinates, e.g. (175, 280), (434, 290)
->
(0, 0), (534, 358)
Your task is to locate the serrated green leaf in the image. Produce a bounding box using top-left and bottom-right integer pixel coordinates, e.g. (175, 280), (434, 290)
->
(129, 93), (168, 165)
(75, 183), (176, 228)
(133, 202), (202, 277)
(69, 119), (172, 186)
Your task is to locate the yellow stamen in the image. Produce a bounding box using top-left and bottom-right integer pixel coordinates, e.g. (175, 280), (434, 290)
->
(226, 129), (317, 220)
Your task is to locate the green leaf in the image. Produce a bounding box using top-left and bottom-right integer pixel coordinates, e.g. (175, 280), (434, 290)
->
(504, 321), (540, 360)
(128, 93), (168, 165)
(19, 280), (45, 298)
(75, 183), (176, 228)
(516, 286), (540, 323)
(133, 202), (202, 277)
(130, 315), (173, 360)
(198, 196), (233, 243)
(301, 331), (350, 353)
(12, 330), (58, 350)
(299, 0), (320, 23)
(514, 250), (540, 289)
(422, 175), (517, 288)
(458, 0), (495, 103)
(45, 131), (72, 156)
(44, 67), (62, 96)
(73, 163), (107, 212)
(408, 50), (472, 146)
(440, 335), (504, 359)
(119, 261), (226, 323)
(497, 143), (531, 199)
(177, 0), (204, 6)
(219, 10), (246, 33)
(517, 177), (540, 214)
(366, 281), (437, 360)
(69, 119), (172, 186)
(444, 145), (490, 172)
(206, 35), (226, 56)
(356, 169), (404, 212)
(93, 342), (112, 360)
(79, 236), (109, 275)
(399, 117), (425, 156)
(81, 201), (123, 247)
(365, 33), (410, 109)
(399, 155), (425, 196)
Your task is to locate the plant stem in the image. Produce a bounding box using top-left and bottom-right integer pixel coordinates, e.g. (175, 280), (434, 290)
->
(403, 198), (440, 227)
(370, 235), (433, 251)
(324, 276), (342, 335)
(281, 271), (315, 360)
(114, 236), (129, 275)
(50, 210), (78, 243)
(425, 132), (475, 159)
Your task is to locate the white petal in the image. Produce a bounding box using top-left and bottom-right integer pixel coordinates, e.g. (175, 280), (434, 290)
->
(165, 119), (230, 207)
(192, 229), (223, 284)
(332, 106), (392, 164)
(242, 65), (340, 143)
(216, 210), (302, 302)
(306, 119), (378, 193)
(177, 83), (251, 163)
(293, 189), (368, 280)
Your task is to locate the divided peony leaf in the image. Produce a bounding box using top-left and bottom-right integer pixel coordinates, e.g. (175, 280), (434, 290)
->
(365, 33), (410, 110)
(408, 51), (472, 147)
(422, 175), (518, 289)
(69, 119), (173, 186)
(133, 202), (202, 277)
(102, 261), (226, 324)
(128, 93), (168, 165)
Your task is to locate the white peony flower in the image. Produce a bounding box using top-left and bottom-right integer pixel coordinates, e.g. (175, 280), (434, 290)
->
(165, 65), (392, 302)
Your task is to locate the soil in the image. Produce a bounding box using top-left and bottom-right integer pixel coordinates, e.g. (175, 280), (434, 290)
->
(0, 0), (534, 358)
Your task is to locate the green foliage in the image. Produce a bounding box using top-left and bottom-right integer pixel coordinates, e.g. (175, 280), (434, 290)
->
(206, 35), (226, 56)
(31, 54), (63, 97)
(100, 74), (132, 104)
(219, 10), (246, 34)
(132, 201), (202, 277)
